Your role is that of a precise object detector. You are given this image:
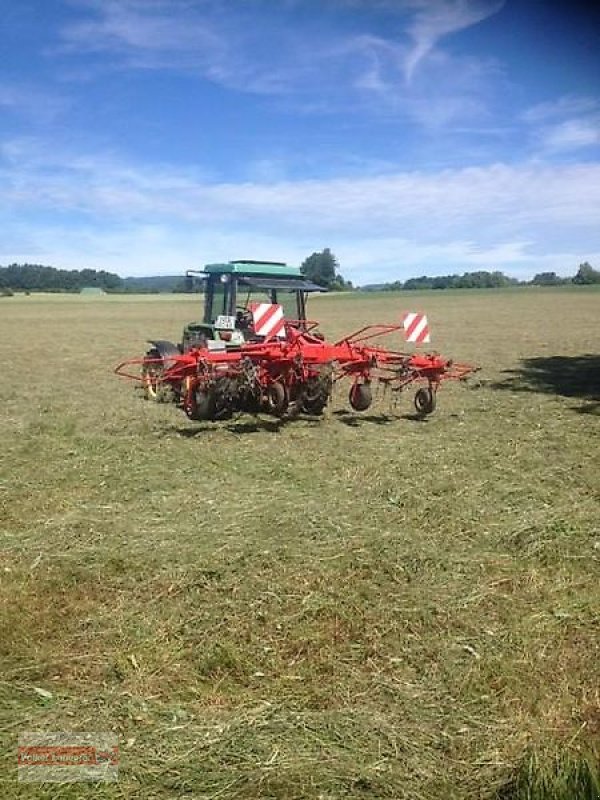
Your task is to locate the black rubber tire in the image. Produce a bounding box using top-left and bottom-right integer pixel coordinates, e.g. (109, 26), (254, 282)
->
(349, 382), (372, 412)
(302, 395), (329, 415)
(414, 387), (436, 415)
(301, 373), (333, 415)
(186, 388), (215, 421)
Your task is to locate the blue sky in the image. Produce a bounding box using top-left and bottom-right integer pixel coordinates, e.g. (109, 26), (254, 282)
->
(1, 0), (599, 283)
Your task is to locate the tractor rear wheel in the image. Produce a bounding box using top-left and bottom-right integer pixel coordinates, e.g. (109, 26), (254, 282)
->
(414, 387), (436, 415)
(142, 349), (174, 403)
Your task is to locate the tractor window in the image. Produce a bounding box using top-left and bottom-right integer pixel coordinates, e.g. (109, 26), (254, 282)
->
(276, 290), (301, 321)
(235, 287), (302, 322)
(233, 279), (309, 328)
(207, 279), (231, 321)
(237, 287), (272, 312)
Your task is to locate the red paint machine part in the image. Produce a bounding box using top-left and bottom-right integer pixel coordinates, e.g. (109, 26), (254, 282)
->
(115, 318), (477, 423)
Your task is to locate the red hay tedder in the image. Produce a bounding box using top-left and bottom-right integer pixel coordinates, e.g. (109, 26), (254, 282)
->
(114, 260), (477, 422)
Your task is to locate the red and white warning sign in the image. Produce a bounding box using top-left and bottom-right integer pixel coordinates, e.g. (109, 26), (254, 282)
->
(402, 312), (430, 344)
(250, 303), (286, 338)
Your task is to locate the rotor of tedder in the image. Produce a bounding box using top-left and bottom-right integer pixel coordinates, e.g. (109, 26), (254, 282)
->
(115, 316), (477, 423)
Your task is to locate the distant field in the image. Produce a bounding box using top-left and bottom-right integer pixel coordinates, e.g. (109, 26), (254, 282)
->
(0, 288), (599, 799)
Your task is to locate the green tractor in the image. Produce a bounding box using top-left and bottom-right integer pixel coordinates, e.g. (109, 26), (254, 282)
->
(142, 259), (326, 401)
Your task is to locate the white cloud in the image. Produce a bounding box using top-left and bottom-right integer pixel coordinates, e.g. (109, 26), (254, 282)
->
(62, 0), (217, 53)
(0, 81), (69, 123)
(538, 118), (600, 153)
(522, 95), (600, 154)
(521, 95), (599, 123)
(335, 238), (599, 282)
(7, 221), (597, 283)
(1, 139), (599, 280)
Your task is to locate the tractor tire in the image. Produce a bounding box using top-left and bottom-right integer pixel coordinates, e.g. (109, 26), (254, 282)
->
(142, 349), (174, 403)
(349, 382), (372, 412)
(414, 387), (436, 415)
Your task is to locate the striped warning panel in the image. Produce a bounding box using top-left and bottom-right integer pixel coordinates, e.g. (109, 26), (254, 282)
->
(403, 312), (430, 344)
(250, 303), (286, 338)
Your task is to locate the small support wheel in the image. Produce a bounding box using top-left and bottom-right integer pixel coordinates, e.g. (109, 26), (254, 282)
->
(301, 371), (333, 415)
(414, 387), (436, 415)
(349, 382), (372, 412)
(142, 349), (174, 403)
(302, 394), (329, 415)
(265, 382), (288, 416)
(186, 388), (215, 421)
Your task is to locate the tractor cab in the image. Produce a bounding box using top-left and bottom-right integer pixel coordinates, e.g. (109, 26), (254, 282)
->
(181, 260), (326, 350)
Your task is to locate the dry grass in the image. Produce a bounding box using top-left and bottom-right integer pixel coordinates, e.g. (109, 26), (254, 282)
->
(0, 288), (599, 798)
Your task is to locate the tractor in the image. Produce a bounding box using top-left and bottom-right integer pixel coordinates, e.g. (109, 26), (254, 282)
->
(142, 259), (326, 402)
(117, 262), (478, 422)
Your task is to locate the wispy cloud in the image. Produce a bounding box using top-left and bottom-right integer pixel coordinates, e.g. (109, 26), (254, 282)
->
(402, 0), (505, 82)
(58, 0), (303, 94)
(59, 2), (209, 85)
(521, 95), (599, 123)
(0, 81), (69, 123)
(54, 0), (506, 129)
(522, 95), (600, 154)
(540, 119), (600, 152)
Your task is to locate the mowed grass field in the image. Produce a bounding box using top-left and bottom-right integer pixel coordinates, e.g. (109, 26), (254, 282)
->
(0, 288), (599, 799)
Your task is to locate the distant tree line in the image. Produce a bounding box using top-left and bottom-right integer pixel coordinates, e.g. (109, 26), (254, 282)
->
(363, 263), (600, 291)
(0, 263), (122, 293)
(528, 263), (600, 286)
(404, 270), (516, 290)
(2, 259), (599, 297)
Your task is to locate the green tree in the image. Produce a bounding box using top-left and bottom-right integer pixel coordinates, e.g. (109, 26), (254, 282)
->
(572, 262), (600, 285)
(532, 271), (563, 286)
(403, 276), (434, 290)
(301, 248), (348, 289)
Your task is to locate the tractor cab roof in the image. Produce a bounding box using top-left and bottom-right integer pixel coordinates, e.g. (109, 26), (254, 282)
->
(204, 259), (303, 278)
(237, 275), (326, 292)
